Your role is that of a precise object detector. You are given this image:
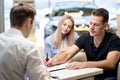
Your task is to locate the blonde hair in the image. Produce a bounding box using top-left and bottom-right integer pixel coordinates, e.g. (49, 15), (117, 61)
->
(52, 15), (75, 51)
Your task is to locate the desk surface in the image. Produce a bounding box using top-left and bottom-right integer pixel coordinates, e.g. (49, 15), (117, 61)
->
(49, 63), (103, 80)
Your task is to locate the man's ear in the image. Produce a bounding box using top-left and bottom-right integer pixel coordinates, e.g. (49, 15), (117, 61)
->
(26, 18), (32, 25)
(104, 22), (109, 30)
(25, 18), (32, 28)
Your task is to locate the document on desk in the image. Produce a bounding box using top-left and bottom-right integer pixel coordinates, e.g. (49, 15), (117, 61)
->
(47, 63), (69, 72)
(49, 63), (103, 80)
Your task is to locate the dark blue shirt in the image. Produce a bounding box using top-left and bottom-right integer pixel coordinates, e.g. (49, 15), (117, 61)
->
(75, 32), (120, 79)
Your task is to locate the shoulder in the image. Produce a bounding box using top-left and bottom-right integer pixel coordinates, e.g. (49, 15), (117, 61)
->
(17, 37), (37, 51)
(44, 35), (53, 45)
(105, 32), (120, 48)
(106, 32), (120, 40)
(45, 35), (52, 41)
(75, 33), (90, 45)
(78, 32), (90, 40)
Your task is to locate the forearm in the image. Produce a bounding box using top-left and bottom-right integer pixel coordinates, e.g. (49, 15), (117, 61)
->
(48, 45), (80, 66)
(50, 52), (68, 65)
(86, 60), (117, 70)
(86, 51), (120, 70)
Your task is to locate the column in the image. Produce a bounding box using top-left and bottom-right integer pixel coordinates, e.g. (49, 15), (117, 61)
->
(0, 0), (4, 33)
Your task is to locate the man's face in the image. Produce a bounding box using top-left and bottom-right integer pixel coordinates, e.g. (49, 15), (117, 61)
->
(89, 15), (106, 37)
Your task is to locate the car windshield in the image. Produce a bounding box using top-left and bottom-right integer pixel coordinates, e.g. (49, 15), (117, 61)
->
(51, 1), (96, 17)
(52, 7), (94, 17)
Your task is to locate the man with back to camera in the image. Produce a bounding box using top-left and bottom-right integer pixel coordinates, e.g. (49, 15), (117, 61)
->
(0, 2), (50, 80)
(47, 8), (120, 80)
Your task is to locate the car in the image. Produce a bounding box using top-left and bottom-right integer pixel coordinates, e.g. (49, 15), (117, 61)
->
(44, 1), (97, 38)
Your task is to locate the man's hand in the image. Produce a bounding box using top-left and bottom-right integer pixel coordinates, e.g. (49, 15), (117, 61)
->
(65, 62), (87, 69)
(43, 57), (51, 66)
(43, 69), (51, 79)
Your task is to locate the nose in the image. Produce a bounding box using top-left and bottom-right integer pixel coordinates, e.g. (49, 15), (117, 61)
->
(89, 24), (94, 30)
(64, 25), (69, 30)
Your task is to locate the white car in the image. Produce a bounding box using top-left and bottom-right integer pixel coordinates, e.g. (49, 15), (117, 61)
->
(44, 1), (97, 38)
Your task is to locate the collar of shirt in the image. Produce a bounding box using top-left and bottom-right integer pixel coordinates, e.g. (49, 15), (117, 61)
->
(5, 28), (24, 37)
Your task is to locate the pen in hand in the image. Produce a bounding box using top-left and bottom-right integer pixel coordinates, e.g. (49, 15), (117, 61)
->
(46, 52), (49, 62)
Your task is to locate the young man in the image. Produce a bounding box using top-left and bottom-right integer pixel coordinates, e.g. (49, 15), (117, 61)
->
(47, 8), (120, 80)
(0, 3), (50, 80)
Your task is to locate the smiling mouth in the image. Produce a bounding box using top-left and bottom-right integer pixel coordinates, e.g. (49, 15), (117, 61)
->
(90, 30), (95, 33)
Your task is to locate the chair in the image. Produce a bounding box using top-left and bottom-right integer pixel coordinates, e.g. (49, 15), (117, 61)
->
(68, 51), (87, 62)
(117, 62), (120, 80)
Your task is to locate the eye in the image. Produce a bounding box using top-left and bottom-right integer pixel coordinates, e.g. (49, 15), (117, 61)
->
(63, 23), (67, 26)
(94, 23), (99, 26)
(68, 25), (72, 29)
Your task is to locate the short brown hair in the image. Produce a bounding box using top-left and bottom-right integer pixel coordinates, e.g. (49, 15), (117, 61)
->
(10, 2), (36, 27)
(91, 8), (109, 23)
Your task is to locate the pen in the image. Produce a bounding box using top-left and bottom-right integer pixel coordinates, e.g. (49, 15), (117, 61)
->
(51, 75), (59, 79)
(46, 52), (49, 62)
(49, 68), (65, 72)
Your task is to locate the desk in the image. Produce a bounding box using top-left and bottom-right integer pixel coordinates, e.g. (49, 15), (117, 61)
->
(49, 63), (103, 80)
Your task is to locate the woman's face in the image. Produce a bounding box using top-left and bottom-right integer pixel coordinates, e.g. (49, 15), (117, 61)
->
(61, 19), (73, 35)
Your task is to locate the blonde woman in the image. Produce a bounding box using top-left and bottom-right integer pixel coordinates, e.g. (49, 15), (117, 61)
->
(44, 15), (79, 62)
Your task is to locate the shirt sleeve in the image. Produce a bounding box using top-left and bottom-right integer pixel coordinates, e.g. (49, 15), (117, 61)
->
(26, 48), (49, 80)
(108, 35), (120, 52)
(75, 34), (86, 49)
(44, 36), (56, 58)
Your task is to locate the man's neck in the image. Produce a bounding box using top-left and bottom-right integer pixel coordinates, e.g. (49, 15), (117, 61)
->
(93, 32), (105, 48)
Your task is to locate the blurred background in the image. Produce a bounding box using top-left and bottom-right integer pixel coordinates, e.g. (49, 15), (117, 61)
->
(1, 0), (120, 48)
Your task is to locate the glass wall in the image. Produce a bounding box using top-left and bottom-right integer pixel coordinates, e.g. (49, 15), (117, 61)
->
(34, 0), (120, 47)
(2, 0), (120, 45)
